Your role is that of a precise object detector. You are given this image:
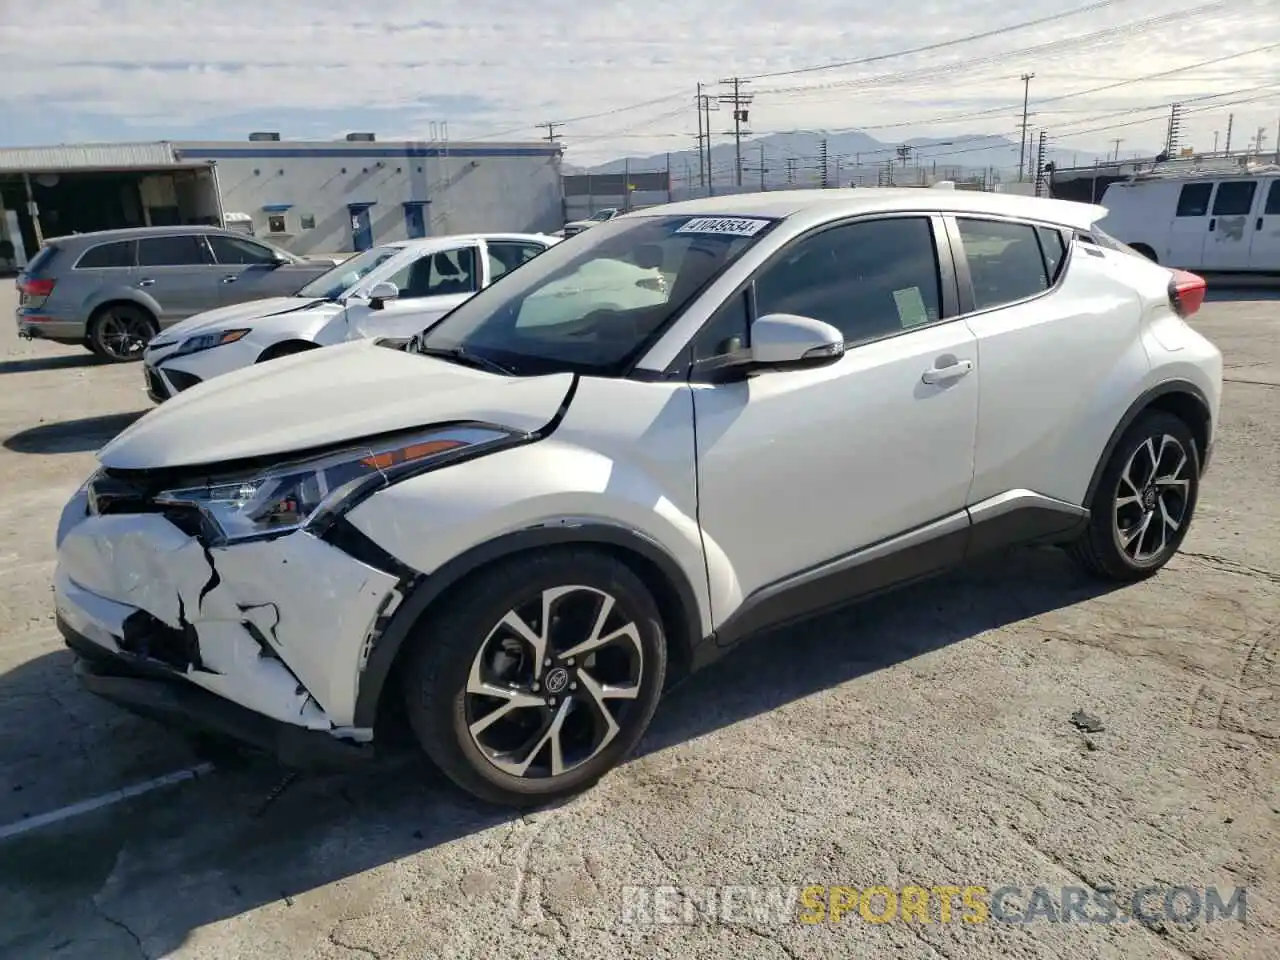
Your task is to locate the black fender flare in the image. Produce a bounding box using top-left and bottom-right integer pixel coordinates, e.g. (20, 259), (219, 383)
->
(1082, 379), (1212, 507)
(352, 521), (705, 729)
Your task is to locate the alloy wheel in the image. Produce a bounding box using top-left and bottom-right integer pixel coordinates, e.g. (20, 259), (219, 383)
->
(1114, 433), (1191, 564)
(464, 585), (644, 779)
(96, 311), (151, 360)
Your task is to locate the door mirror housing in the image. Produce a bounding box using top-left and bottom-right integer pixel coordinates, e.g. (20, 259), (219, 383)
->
(367, 281), (399, 310)
(749, 313), (845, 370)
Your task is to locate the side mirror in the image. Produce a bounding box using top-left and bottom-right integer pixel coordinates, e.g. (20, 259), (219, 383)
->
(366, 281), (399, 311)
(749, 313), (845, 370)
(270, 253), (290, 267)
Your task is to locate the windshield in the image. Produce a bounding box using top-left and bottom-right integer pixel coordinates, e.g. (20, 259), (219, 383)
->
(416, 214), (775, 376)
(589, 209), (616, 221)
(296, 246), (400, 299)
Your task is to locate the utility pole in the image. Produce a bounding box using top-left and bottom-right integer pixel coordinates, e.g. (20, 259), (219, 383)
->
(541, 121), (561, 144)
(896, 144), (912, 167)
(1018, 73), (1035, 181)
(818, 139), (830, 188)
(1252, 126), (1267, 158)
(1110, 138), (1123, 161)
(786, 157), (796, 185)
(759, 142), (766, 191)
(718, 77), (753, 187)
(1224, 113), (1234, 153)
(666, 152), (672, 203)
(1212, 130), (1219, 154)
(695, 83), (706, 188)
(703, 92), (715, 192)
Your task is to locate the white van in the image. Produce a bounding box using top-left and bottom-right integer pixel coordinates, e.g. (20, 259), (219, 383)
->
(1098, 168), (1280, 272)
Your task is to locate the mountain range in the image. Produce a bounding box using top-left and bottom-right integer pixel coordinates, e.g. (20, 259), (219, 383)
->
(568, 130), (1137, 185)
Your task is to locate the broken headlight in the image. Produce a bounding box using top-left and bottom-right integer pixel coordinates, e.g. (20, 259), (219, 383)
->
(155, 425), (516, 545)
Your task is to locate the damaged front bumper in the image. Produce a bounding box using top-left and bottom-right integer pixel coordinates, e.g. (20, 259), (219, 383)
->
(54, 488), (403, 770)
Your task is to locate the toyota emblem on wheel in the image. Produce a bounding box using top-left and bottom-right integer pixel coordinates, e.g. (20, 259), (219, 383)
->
(543, 666), (570, 695)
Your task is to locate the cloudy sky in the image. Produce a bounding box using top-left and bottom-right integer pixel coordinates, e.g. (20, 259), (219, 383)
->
(0, 0), (1276, 166)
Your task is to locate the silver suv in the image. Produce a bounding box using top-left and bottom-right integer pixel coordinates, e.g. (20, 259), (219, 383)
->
(15, 226), (339, 361)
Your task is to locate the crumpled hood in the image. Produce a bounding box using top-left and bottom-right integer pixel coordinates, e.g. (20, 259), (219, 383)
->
(100, 339), (574, 469)
(149, 297), (332, 346)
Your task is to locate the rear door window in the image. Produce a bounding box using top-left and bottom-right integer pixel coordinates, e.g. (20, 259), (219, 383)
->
(136, 235), (210, 267)
(487, 240), (548, 282)
(1265, 180), (1280, 215)
(1211, 181), (1257, 217)
(1175, 183), (1213, 217)
(76, 241), (134, 269)
(955, 218), (1049, 311)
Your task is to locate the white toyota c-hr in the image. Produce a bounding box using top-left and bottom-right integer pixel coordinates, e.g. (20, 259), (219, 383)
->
(55, 189), (1222, 807)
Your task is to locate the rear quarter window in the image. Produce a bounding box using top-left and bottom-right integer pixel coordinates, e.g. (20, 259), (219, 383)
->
(23, 245), (59, 275)
(75, 240), (135, 269)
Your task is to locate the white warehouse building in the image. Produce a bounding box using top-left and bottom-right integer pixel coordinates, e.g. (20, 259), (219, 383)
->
(0, 134), (564, 266)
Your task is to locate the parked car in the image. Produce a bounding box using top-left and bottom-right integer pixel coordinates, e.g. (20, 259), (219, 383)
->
(55, 190), (1221, 808)
(141, 233), (559, 403)
(1098, 165), (1280, 271)
(14, 226), (344, 362)
(561, 207), (621, 238)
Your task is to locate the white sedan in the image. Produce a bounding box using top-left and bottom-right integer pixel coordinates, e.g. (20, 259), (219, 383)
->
(141, 232), (559, 402)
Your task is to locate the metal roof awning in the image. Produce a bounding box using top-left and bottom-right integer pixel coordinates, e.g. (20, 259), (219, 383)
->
(0, 141), (184, 173)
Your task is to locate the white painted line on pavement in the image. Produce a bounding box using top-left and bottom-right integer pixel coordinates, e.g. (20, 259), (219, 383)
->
(0, 763), (216, 842)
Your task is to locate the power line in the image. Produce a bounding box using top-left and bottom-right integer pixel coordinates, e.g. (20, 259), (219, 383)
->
(467, 0), (1239, 141)
(742, 0), (1137, 81)
(753, 0), (1250, 99)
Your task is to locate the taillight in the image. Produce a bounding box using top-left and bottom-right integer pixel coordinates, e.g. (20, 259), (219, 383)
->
(19, 278), (56, 298)
(1168, 269), (1206, 319)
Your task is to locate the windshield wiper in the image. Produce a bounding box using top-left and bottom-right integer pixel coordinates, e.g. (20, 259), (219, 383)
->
(416, 344), (516, 376)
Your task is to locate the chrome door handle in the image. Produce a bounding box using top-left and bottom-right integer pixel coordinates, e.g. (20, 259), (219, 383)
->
(922, 358), (973, 384)
(137, 278), (155, 287)
(221, 275), (238, 283)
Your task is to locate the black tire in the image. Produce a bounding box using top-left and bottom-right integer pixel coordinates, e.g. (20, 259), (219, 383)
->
(87, 304), (157, 362)
(257, 340), (317, 363)
(1068, 410), (1200, 581)
(402, 548), (667, 807)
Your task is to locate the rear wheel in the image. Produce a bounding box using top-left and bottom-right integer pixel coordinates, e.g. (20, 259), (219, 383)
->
(1068, 410), (1199, 581)
(402, 549), (667, 807)
(87, 304), (157, 362)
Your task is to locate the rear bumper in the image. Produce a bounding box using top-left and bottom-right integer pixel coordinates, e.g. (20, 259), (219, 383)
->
(16, 310), (85, 342)
(62, 616), (375, 771)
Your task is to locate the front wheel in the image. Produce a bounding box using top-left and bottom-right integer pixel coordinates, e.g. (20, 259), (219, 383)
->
(402, 549), (667, 807)
(1068, 410), (1200, 581)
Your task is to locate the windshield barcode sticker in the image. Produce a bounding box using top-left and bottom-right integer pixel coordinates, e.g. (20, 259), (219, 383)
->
(676, 217), (771, 237)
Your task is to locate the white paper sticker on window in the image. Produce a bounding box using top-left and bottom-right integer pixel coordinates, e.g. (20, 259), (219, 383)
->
(675, 216), (771, 237)
(893, 287), (931, 328)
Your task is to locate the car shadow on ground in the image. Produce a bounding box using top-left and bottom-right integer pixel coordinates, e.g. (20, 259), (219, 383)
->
(0, 545), (1120, 958)
(0, 354), (111, 375)
(3, 411), (145, 455)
